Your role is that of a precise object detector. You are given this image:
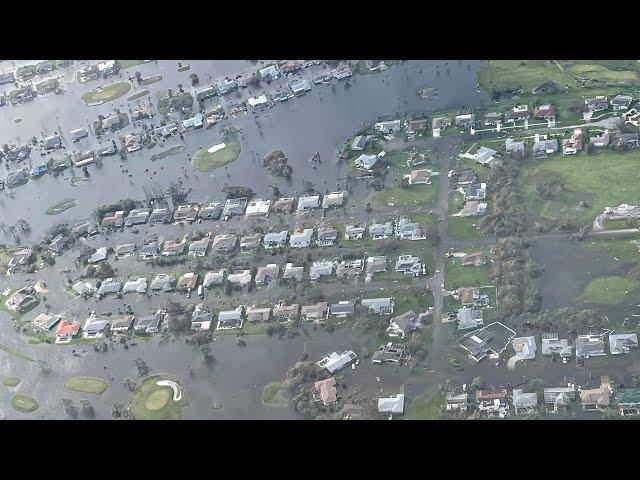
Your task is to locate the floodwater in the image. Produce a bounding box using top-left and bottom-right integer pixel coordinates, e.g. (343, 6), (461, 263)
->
(0, 59), (486, 419)
(0, 313), (410, 420)
(0, 60), (487, 242)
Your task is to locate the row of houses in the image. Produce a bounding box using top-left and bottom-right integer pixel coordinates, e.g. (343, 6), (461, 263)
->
(447, 374), (640, 417)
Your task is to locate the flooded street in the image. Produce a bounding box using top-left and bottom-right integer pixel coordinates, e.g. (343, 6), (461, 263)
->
(0, 60), (487, 241)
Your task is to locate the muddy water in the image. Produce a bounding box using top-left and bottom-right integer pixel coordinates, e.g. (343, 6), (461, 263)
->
(0, 60), (487, 242)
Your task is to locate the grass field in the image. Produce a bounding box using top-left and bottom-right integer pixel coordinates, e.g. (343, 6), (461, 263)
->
(45, 199), (76, 215)
(445, 252), (491, 290)
(262, 381), (288, 407)
(393, 289), (434, 315)
(410, 386), (445, 420)
(374, 179), (439, 209)
(127, 89), (149, 101)
(477, 60), (640, 121)
(140, 75), (162, 86)
(522, 150), (640, 230)
(478, 60), (640, 93)
(120, 60), (150, 70)
(578, 275), (637, 305)
(64, 377), (108, 395)
(10, 394), (39, 413)
(192, 141), (241, 172)
(584, 238), (640, 264)
(129, 375), (189, 420)
(82, 82), (131, 104)
(2, 377), (20, 386)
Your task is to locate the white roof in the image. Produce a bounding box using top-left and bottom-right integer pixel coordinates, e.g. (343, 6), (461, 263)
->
(248, 95), (268, 107)
(245, 198), (271, 216)
(378, 394), (405, 414)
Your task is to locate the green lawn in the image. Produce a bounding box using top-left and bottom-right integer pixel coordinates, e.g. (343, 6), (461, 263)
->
(262, 381), (288, 407)
(374, 180), (439, 209)
(129, 375), (189, 420)
(445, 253), (491, 290)
(81, 82), (131, 104)
(584, 239), (640, 265)
(578, 275), (637, 305)
(478, 60), (640, 94)
(215, 321), (278, 336)
(192, 141), (241, 172)
(410, 387), (445, 420)
(64, 377), (109, 395)
(522, 150), (640, 230)
(2, 377), (20, 386)
(140, 75), (162, 86)
(448, 216), (482, 239)
(393, 289), (434, 315)
(10, 394), (39, 413)
(120, 60), (150, 70)
(127, 90), (149, 101)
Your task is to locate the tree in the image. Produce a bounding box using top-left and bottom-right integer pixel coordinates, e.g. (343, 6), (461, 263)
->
(201, 344), (213, 362)
(471, 377), (485, 390)
(80, 399), (95, 417)
(37, 360), (51, 375)
(61, 398), (78, 419)
(135, 357), (150, 377)
(123, 378), (136, 392)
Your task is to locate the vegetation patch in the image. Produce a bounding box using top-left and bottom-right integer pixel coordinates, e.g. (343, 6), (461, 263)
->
(10, 394), (39, 413)
(120, 60), (150, 70)
(2, 377), (20, 386)
(0, 342), (36, 362)
(523, 150), (640, 231)
(445, 252), (491, 289)
(127, 89), (149, 101)
(82, 82), (131, 104)
(140, 75), (162, 86)
(262, 381), (288, 407)
(192, 141), (241, 172)
(210, 401), (223, 410)
(393, 289), (434, 315)
(129, 375), (189, 420)
(45, 199), (76, 215)
(65, 377), (109, 394)
(410, 387), (445, 420)
(151, 145), (184, 162)
(579, 276), (637, 305)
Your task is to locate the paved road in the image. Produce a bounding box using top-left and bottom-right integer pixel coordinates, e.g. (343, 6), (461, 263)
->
(425, 150), (453, 370)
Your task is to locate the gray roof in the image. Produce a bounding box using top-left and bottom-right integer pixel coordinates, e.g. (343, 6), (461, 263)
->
(97, 278), (122, 296)
(135, 312), (162, 329)
(457, 307), (483, 330)
(150, 274), (176, 291)
(512, 389), (538, 409)
(362, 297), (393, 311)
(609, 333), (638, 354)
(474, 146), (497, 165)
(330, 301), (355, 315)
(264, 230), (289, 245)
(149, 208), (174, 224)
(139, 242), (159, 256)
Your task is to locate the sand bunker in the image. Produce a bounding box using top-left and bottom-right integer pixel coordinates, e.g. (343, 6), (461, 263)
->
(208, 143), (226, 153)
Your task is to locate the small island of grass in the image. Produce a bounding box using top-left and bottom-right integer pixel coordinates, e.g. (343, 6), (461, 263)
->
(2, 377), (20, 387)
(10, 394), (39, 413)
(82, 82), (131, 105)
(192, 141), (241, 172)
(46, 199), (76, 215)
(64, 377), (109, 395)
(262, 381), (288, 407)
(129, 375), (189, 420)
